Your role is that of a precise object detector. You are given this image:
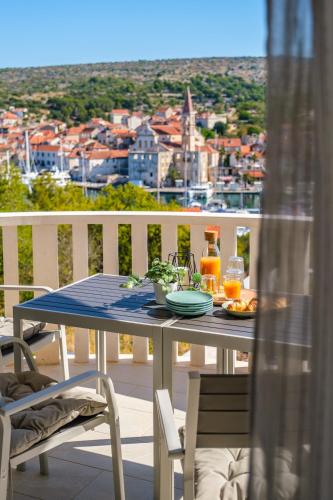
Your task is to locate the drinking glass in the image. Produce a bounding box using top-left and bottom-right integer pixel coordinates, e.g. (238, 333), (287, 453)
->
(223, 273), (242, 299)
(201, 274), (218, 294)
(227, 256), (244, 275)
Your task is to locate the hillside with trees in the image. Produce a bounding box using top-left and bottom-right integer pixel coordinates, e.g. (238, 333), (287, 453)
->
(0, 57), (266, 133)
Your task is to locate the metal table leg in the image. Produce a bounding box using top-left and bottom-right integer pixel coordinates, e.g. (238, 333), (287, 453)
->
(160, 332), (175, 500)
(13, 315), (23, 373)
(152, 326), (166, 500)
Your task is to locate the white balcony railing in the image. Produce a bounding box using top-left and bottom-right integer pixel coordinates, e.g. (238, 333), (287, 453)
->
(0, 211), (260, 367)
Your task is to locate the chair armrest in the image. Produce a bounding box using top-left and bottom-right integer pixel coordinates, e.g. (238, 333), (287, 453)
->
(155, 389), (184, 460)
(0, 285), (53, 294)
(0, 335), (38, 372)
(0, 370), (114, 417)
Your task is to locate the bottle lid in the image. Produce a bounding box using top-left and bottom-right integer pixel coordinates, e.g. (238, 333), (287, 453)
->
(204, 230), (218, 242)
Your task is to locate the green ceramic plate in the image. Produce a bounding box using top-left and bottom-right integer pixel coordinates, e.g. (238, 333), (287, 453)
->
(167, 305), (213, 314)
(222, 302), (256, 318)
(167, 307), (212, 317)
(166, 300), (212, 309)
(166, 291), (213, 306)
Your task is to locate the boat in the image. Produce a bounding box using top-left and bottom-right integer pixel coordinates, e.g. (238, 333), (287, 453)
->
(188, 183), (214, 206)
(206, 198), (227, 212)
(21, 131), (38, 188)
(48, 166), (71, 187)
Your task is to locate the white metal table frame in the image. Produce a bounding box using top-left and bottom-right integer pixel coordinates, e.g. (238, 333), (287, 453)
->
(162, 322), (254, 400)
(12, 274), (173, 500)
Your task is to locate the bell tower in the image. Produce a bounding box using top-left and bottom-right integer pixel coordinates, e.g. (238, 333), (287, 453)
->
(182, 87), (196, 152)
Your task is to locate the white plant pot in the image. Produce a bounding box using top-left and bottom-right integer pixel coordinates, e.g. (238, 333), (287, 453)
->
(153, 282), (177, 305)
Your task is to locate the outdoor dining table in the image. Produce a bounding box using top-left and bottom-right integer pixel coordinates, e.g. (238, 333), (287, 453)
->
(12, 273), (176, 500)
(12, 274), (257, 499)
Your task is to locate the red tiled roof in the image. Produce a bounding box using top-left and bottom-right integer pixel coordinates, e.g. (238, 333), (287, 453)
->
(32, 145), (61, 152)
(86, 141), (108, 150)
(151, 125), (181, 136)
(246, 170), (265, 178)
(111, 129), (136, 137)
(30, 131), (56, 145)
(165, 119), (181, 127)
(150, 116), (166, 124)
(111, 109), (130, 115)
(240, 145), (251, 155)
(87, 149), (129, 160)
(196, 145), (218, 153)
(67, 125), (85, 135)
(207, 137), (242, 148)
(1, 112), (18, 120)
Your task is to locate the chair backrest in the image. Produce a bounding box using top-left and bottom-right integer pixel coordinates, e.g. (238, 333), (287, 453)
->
(184, 372), (251, 451)
(182, 372), (251, 498)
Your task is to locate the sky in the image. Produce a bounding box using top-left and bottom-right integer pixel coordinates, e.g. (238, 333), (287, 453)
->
(1, 0), (266, 69)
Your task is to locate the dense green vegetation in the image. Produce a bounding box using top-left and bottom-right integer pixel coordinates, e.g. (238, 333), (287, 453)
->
(0, 167), (249, 298)
(43, 74), (265, 134)
(0, 67), (265, 133)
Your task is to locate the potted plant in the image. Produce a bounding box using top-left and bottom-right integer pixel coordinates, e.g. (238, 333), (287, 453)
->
(145, 259), (180, 304)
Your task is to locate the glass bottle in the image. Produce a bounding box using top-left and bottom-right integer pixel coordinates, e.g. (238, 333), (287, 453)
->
(200, 230), (221, 285)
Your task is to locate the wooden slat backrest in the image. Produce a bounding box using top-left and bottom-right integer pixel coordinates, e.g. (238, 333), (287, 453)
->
(183, 372), (251, 499)
(196, 373), (251, 448)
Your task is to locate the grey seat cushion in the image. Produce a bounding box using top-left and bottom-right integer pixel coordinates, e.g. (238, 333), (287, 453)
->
(0, 371), (107, 457)
(0, 318), (46, 341)
(194, 447), (299, 500)
(179, 427), (298, 499)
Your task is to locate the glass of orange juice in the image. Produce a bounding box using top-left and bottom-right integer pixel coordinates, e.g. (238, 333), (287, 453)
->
(223, 273), (242, 300)
(201, 274), (218, 294)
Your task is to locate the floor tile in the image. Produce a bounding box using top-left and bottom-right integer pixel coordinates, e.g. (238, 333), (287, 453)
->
(13, 456), (102, 500)
(48, 430), (113, 472)
(75, 470), (151, 500)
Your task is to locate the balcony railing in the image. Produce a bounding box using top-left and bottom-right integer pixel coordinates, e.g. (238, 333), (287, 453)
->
(0, 211), (260, 367)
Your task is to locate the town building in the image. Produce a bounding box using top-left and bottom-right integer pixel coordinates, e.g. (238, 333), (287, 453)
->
(110, 109), (130, 125)
(196, 112), (227, 129)
(77, 149), (129, 181)
(31, 144), (70, 171)
(128, 123), (173, 187)
(129, 88), (216, 187)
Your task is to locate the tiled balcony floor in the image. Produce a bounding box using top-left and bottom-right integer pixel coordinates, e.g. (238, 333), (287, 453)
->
(12, 352), (248, 500)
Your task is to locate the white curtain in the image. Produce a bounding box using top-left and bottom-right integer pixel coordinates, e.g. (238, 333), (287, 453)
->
(249, 0), (333, 498)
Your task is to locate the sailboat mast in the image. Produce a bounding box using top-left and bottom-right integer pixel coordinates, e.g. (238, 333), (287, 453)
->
(25, 131), (31, 174)
(60, 140), (64, 173)
(6, 150), (10, 179)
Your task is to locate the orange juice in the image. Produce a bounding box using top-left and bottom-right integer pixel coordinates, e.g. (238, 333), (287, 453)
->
(223, 279), (241, 299)
(200, 256), (221, 285)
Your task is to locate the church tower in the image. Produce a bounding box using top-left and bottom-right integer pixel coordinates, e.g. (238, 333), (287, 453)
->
(182, 87), (196, 152)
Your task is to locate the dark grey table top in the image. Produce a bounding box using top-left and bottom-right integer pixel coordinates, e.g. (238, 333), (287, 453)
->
(167, 305), (255, 339)
(166, 294), (311, 349)
(14, 274), (174, 331)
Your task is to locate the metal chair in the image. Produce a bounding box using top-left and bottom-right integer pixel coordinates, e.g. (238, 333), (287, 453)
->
(0, 335), (125, 500)
(0, 285), (69, 380)
(156, 372), (251, 500)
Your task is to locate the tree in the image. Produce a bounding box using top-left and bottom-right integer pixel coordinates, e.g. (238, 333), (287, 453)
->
(200, 128), (215, 140)
(247, 125), (262, 135)
(213, 121), (226, 136)
(166, 167), (181, 187)
(0, 165), (30, 211)
(224, 154), (231, 167)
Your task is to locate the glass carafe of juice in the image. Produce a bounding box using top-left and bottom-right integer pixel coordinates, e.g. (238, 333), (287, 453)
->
(200, 230), (221, 285)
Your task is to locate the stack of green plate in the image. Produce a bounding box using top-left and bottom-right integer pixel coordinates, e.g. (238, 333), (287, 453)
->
(166, 291), (213, 316)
